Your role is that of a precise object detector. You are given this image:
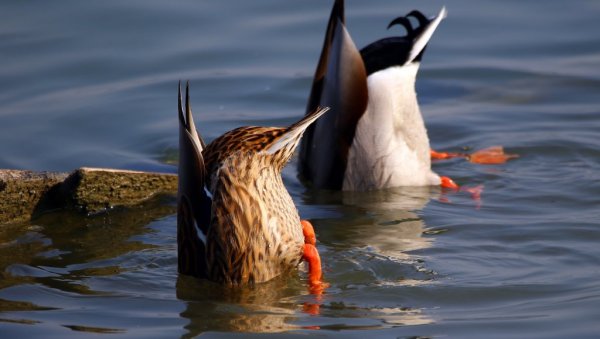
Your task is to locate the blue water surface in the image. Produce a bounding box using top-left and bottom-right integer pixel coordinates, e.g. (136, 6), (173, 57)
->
(1, 0), (600, 338)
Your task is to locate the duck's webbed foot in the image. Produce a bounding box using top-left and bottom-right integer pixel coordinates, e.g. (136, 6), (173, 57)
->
(431, 149), (466, 160)
(440, 176), (459, 189)
(301, 220), (327, 292)
(467, 146), (519, 164)
(301, 220), (316, 246)
(431, 146), (519, 164)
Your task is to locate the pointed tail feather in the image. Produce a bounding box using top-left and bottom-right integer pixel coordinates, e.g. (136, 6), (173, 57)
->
(177, 81), (211, 277)
(305, 0), (345, 116)
(405, 6), (447, 65)
(179, 82), (206, 151)
(177, 81), (210, 232)
(266, 106), (330, 155)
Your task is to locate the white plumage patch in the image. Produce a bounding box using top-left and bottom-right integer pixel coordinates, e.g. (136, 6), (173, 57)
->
(405, 6), (447, 65)
(343, 64), (441, 191)
(193, 219), (207, 246)
(203, 186), (213, 199)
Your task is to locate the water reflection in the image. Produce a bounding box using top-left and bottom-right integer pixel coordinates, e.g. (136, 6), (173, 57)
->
(1, 187), (439, 334)
(176, 274), (309, 336)
(300, 186), (439, 328)
(0, 196), (175, 312)
(341, 187), (437, 259)
(308, 186), (438, 262)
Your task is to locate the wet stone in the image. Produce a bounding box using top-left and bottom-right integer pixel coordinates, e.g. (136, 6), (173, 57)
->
(0, 167), (177, 224)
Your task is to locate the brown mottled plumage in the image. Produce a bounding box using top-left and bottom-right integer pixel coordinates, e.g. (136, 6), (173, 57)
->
(177, 82), (329, 285)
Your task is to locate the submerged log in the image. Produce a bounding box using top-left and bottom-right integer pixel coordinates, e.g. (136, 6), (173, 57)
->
(0, 167), (177, 224)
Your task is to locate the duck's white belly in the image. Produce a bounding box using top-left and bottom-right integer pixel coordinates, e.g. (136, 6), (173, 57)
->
(344, 131), (440, 190)
(343, 65), (440, 191)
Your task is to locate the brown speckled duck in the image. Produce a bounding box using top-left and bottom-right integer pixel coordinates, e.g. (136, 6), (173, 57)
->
(177, 82), (328, 286)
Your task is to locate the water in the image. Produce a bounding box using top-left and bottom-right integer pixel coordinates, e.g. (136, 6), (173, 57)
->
(1, 0), (600, 337)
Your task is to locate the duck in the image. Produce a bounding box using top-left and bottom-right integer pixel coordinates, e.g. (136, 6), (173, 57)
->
(177, 82), (327, 286)
(298, 0), (455, 191)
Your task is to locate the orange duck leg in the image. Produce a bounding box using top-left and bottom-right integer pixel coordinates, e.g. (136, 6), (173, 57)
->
(301, 220), (327, 292)
(431, 146), (518, 164)
(430, 149), (465, 160)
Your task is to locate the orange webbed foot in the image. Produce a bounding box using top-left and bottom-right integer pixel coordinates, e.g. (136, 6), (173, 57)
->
(432, 146), (518, 164)
(439, 177), (484, 208)
(431, 149), (465, 160)
(301, 220), (316, 246)
(468, 146), (519, 164)
(440, 176), (459, 189)
(303, 243), (329, 295)
(301, 220), (328, 295)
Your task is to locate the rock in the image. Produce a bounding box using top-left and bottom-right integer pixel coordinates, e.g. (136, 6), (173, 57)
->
(0, 167), (177, 224)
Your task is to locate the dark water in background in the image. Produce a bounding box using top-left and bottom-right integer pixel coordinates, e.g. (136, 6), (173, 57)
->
(1, 0), (600, 337)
